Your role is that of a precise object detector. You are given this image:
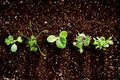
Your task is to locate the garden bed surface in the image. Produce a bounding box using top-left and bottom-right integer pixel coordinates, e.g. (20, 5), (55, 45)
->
(0, 0), (120, 80)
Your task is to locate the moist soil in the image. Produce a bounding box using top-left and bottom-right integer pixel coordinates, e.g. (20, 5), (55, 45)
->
(0, 0), (120, 80)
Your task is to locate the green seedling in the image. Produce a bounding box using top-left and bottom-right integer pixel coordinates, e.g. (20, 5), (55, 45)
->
(5, 35), (23, 52)
(93, 36), (113, 50)
(73, 33), (91, 53)
(47, 30), (68, 49)
(19, 20), (48, 56)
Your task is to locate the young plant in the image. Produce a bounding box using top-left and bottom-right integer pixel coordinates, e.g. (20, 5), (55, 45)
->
(19, 20), (48, 56)
(5, 35), (23, 52)
(93, 36), (113, 50)
(47, 30), (68, 49)
(73, 33), (91, 53)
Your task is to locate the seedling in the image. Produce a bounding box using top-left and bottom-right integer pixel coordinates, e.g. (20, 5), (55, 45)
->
(5, 35), (23, 52)
(93, 36), (113, 50)
(73, 33), (91, 53)
(19, 20), (48, 56)
(47, 30), (68, 49)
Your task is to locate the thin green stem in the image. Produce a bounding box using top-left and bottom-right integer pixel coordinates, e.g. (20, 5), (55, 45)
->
(29, 20), (34, 35)
(19, 32), (29, 40)
(36, 30), (49, 39)
(36, 43), (46, 57)
(11, 40), (17, 44)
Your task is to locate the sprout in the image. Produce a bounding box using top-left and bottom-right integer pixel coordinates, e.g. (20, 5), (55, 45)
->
(93, 36), (114, 50)
(5, 35), (23, 52)
(73, 33), (91, 53)
(47, 30), (68, 49)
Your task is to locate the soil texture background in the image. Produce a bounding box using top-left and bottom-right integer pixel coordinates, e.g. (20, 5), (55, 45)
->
(0, 0), (120, 80)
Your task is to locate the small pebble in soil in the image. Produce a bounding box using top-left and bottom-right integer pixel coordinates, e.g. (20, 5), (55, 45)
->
(44, 21), (48, 24)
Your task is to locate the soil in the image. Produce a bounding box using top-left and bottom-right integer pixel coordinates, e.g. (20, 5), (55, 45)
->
(0, 0), (120, 80)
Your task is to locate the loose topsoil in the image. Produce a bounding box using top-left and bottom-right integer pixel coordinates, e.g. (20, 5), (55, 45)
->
(0, 0), (120, 80)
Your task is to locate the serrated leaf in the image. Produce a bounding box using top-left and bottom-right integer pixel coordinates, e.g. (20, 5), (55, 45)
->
(76, 36), (82, 41)
(108, 40), (113, 45)
(96, 46), (99, 49)
(104, 44), (109, 47)
(84, 36), (91, 46)
(59, 30), (68, 38)
(47, 35), (57, 43)
(11, 44), (17, 52)
(76, 42), (82, 49)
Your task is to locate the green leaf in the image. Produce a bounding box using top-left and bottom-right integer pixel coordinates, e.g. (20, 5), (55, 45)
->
(31, 35), (36, 39)
(47, 35), (57, 43)
(73, 42), (77, 46)
(11, 44), (17, 52)
(84, 36), (91, 46)
(96, 46), (100, 49)
(76, 42), (82, 49)
(56, 37), (67, 49)
(30, 46), (38, 52)
(17, 36), (23, 43)
(8, 35), (14, 41)
(78, 33), (86, 37)
(104, 44), (109, 47)
(5, 35), (14, 45)
(5, 38), (11, 45)
(26, 39), (37, 47)
(59, 30), (68, 38)
(108, 40), (113, 45)
(76, 35), (82, 41)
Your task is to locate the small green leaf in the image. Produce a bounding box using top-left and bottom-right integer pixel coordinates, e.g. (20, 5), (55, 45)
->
(56, 37), (66, 49)
(96, 46), (99, 49)
(17, 36), (23, 43)
(59, 30), (68, 38)
(30, 46), (38, 52)
(8, 35), (14, 41)
(47, 35), (57, 43)
(76, 42), (82, 49)
(76, 36), (82, 41)
(5, 38), (11, 45)
(26, 39), (37, 47)
(73, 42), (77, 46)
(108, 40), (113, 45)
(104, 44), (109, 47)
(11, 44), (17, 52)
(5, 35), (14, 45)
(31, 35), (36, 39)
(78, 33), (86, 37)
(84, 36), (91, 46)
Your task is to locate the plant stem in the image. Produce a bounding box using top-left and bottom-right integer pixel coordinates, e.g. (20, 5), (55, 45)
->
(36, 30), (49, 39)
(29, 20), (34, 35)
(19, 32), (29, 40)
(36, 43), (46, 57)
(11, 40), (17, 44)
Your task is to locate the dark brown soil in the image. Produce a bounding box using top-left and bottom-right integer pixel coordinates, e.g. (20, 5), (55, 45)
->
(0, 0), (120, 80)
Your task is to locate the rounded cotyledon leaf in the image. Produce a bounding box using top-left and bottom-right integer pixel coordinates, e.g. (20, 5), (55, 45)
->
(56, 37), (66, 49)
(59, 30), (68, 38)
(11, 44), (17, 52)
(17, 36), (23, 43)
(47, 35), (57, 43)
